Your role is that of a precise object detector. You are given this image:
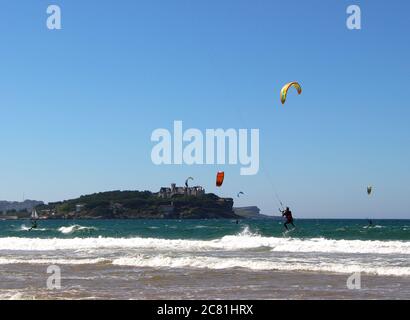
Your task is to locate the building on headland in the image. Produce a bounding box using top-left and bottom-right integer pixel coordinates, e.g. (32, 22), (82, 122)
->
(158, 183), (205, 199)
(75, 204), (85, 213)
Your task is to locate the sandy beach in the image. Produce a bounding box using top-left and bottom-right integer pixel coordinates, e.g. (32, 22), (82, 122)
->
(1, 263), (409, 300)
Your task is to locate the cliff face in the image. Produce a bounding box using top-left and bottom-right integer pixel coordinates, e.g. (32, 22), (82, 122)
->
(234, 206), (273, 219)
(37, 190), (238, 219)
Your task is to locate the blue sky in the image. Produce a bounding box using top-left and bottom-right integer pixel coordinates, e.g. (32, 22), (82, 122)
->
(0, 0), (409, 218)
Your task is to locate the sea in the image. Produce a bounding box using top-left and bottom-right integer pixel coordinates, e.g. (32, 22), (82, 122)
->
(0, 218), (409, 300)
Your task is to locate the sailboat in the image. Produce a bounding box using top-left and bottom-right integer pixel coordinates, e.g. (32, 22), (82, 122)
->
(28, 209), (39, 231)
(31, 209), (39, 221)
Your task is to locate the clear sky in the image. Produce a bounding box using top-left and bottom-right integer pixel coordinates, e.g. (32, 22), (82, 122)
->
(0, 0), (409, 218)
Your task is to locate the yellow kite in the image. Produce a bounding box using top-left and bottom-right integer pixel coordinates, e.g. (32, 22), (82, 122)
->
(280, 82), (302, 104)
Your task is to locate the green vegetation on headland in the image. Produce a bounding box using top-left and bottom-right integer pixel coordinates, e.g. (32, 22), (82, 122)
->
(35, 190), (240, 219)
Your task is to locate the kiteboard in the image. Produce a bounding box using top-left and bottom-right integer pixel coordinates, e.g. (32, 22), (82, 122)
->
(282, 227), (296, 237)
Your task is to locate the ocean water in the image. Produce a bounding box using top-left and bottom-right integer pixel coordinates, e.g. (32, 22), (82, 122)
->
(0, 219), (409, 299)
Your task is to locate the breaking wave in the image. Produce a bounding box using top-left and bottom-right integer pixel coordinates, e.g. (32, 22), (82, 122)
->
(58, 225), (98, 234)
(1, 226), (409, 277)
(112, 255), (410, 276)
(0, 233), (409, 255)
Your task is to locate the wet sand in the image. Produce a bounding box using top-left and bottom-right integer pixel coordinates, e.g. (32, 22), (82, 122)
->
(1, 263), (409, 300)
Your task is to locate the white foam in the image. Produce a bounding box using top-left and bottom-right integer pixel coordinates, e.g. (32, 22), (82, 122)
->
(0, 235), (409, 255)
(363, 225), (384, 229)
(0, 253), (408, 276)
(0, 257), (108, 265)
(58, 225), (97, 234)
(112, 255), (410, 276)
(0, 291), (34, 300)
(17, 225), (48, 232)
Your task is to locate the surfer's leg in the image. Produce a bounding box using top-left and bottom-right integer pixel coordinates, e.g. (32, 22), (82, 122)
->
(284, 222), (289, 230)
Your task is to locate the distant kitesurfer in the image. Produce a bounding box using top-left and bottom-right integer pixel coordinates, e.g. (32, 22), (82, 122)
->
(281, 207), (295, 231)
(368, 219), (373, 227)
(28, 220), (38, 232)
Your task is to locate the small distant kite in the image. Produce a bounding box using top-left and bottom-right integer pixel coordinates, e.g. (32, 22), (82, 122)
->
(280, 81), (302, 104)
(185, 177), (194, 187)
(216, 172), (225, 187)
(237, 191), (244, 198)
(367, 186), (372, 195)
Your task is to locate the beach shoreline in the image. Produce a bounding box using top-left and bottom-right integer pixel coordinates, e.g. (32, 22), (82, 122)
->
(1, 263), (409, 300)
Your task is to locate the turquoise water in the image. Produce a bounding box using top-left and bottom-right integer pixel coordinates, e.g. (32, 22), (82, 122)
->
(1, 218), (409, 241)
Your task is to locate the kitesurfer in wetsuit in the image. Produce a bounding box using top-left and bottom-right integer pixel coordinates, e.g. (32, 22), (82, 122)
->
(281, 207), (295, 231)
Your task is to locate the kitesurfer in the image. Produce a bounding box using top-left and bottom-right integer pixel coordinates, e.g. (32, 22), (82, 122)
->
(28, 220), (37, 232)
(281, 207), (295, 230)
